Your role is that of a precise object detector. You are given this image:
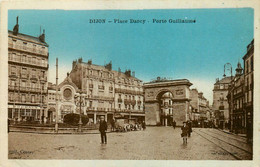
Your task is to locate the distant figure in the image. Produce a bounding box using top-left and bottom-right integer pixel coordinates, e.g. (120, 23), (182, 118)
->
(111, 118), (115, 132)
(173, 120), (176, 129)
(142, 121), (146, 130)
(187, 121), (192, 137)
(8, 118), (10, 133)
(99, 116), (107, 144)
(181, 122), (189, 144)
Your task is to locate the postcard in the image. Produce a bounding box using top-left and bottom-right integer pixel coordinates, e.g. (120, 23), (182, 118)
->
(0, 0), (259, 167)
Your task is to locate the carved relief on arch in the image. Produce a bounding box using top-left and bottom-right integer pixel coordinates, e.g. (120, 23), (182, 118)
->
(154, 88), (174, 100)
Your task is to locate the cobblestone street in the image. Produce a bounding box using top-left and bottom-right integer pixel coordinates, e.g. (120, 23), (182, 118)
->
(8, 127), (252, 160)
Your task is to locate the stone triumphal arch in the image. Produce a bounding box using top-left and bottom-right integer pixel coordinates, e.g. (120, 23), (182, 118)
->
(143, 78), (192, 126)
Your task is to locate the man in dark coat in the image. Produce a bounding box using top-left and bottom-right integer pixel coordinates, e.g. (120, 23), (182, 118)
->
(142, 121), (146, 130)
(173, 120), (176, 129)
(181, 122), (189, 144)
(99, 116), (107, 144)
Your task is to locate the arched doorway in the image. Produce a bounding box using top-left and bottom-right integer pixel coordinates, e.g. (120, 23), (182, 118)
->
(48, 107), (55, 123)
(157, 91), (174, 126)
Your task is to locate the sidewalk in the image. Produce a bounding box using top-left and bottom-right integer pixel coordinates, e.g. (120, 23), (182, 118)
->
(218, 128), (247, 138)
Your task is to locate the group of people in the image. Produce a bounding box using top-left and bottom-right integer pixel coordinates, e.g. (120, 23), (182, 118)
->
(181, 121), (192, 144)
(99, 116), (146, 144)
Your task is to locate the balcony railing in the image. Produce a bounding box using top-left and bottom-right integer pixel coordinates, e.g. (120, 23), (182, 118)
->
(115, 88), (143, 95)
(9, 44), (48, 56)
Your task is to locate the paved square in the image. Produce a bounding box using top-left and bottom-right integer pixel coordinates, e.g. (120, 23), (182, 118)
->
(8, 127), (251, 160)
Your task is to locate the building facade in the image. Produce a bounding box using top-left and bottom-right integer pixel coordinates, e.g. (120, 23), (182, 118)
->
(69, 58), (145, 124)
(8, 17), (49, 123)
(227, 62), (245, 133)
(189, 89), (211, 127)
(243, 39), (254, 141)
(227, 39), (254, 141)
(160, 92), (174, 126)
(212, 76), (232, 129)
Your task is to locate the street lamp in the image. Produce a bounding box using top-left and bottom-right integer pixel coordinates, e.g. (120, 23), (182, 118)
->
(223, 63), (233, 79)
(75, 91), (86, 132)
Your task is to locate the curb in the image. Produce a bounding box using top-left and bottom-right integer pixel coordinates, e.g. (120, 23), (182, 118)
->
(217, 128), (247, 138)
(8, 130), (115, 135)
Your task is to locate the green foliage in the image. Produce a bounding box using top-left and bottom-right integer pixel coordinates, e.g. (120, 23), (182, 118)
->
(63, 113), (89, 126)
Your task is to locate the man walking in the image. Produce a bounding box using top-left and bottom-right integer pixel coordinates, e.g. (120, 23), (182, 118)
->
(173, 120), (176, 129)
(99, 116), (107, 144)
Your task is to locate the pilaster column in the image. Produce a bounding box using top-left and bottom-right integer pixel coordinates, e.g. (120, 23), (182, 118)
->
(18, 108), (21, 122)
(94, 112), (97, 124)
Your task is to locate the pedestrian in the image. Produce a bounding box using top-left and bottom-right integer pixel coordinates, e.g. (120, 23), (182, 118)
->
(111, 118), (115, 132)
(173, 120), (176, 129)
(142, 121), (146, 130)
(8, 118), (10, 133)
(181, 122), (189, 144)
(99, 116), (107, 144)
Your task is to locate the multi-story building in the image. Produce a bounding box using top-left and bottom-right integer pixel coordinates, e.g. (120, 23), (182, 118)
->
(8, 17), (49, 123)
(160, 92), (173, 126)
(227, 62), (245, 133)
(189, 89), (210, 127)
(69, 58), (144, 124)
(212, 76), (232, 129)
(243, 39), (254, 142)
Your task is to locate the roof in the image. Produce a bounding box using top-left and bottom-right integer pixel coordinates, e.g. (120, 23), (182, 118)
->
(215, 76), (232, 85)
(80, 62), (142, 82)
(8, 30), (48, 46)
(58, 73), (79, 91)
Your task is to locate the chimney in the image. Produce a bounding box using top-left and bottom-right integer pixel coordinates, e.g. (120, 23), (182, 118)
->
(132, 71), (135, 77)
(87, 59), (92, 65)
(72, 60), (77, 69)
(13, 16), (19, 35)
(39, 29), (45, 43)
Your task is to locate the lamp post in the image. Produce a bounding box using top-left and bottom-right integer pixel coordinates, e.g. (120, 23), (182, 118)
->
(75, 91), (85, 132)
(223, 63), (233, 79)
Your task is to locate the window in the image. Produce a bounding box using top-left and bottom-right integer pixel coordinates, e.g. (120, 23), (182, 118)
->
(42, 59), (45, 66)
(21, 94), (26, 102)
(251, 56), (253, 72)
(246, 60), (249, 74)
(41, 71), (45, 78)
(28, 57), (31, 63)
(119, 104), (121, 109)
(220, 84), (224, 89)
(33, 44), (36, 51)
(23, 42), (27, 50)
(21, 81), (26, 88)
(31, 95), (35, 103)
(32, 57), (36, 64)
(11, 80), (15, 86)
(89, 101), (92, 108)
(11, 66), (16, 75)
(22, 55), (26, 63)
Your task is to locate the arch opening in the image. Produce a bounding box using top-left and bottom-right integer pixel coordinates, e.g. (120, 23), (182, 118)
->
(156, 91), (174, 126)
